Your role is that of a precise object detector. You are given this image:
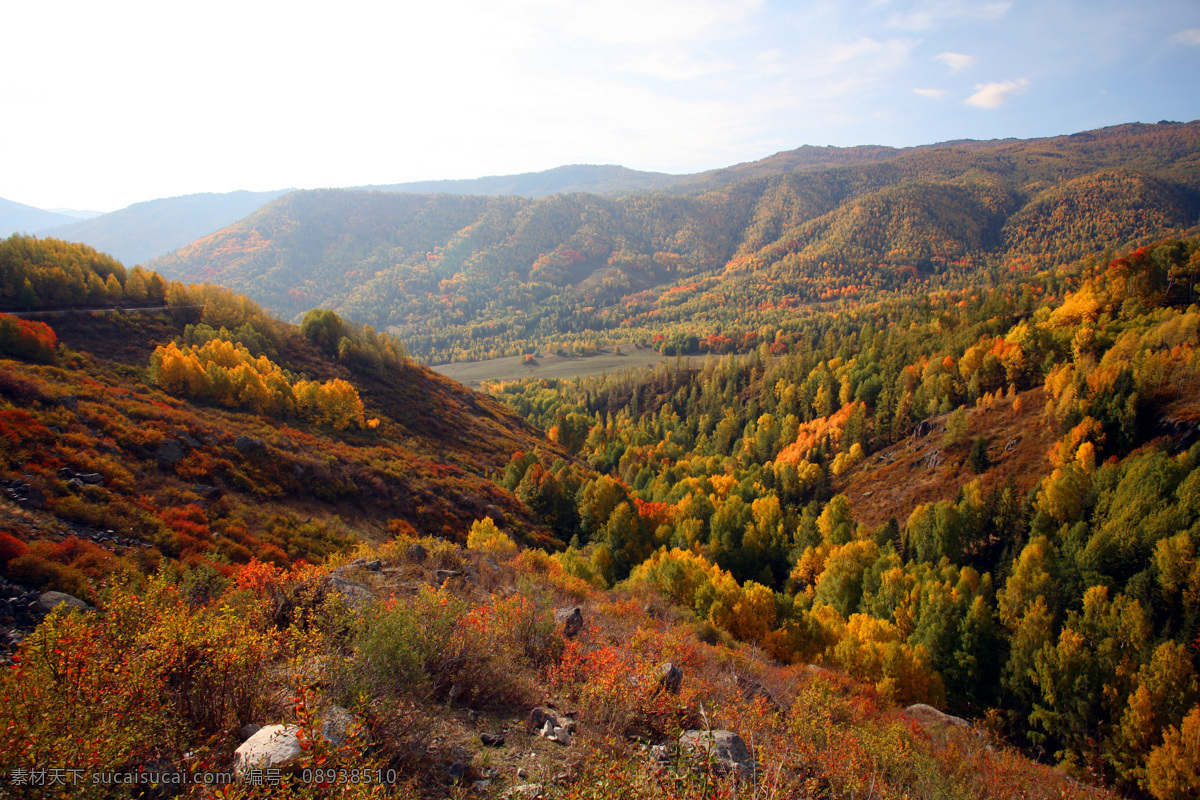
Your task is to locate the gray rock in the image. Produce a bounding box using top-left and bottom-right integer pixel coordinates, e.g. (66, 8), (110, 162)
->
(657, 661), (683, 695)
(234, 435), (265, 454)
(504, 784), (543, 799)
(406, 543), (428, 562)
(323, 576), (374, 610)
(76, 472), (105, 485)
(480, 732), (505, 747)
(233, 725), (303, 778)
(156, 441), (185, 469)
(555, 606), (584, 638)
(37, 591), (91, 615)
(178, 433), (202, 449)
(58, 395), (78, 410)
(529, 706), (559, 731)
(903, 703), (971, 729)
(678, 730), (755, 777)
(320, 705), (357, 747)
(192, 484), (222, 500)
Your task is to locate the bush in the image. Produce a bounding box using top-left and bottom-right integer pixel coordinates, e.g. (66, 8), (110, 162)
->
(466, 516), (519, 558)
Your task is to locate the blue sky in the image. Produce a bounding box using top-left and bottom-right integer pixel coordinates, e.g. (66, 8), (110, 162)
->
(3, 0), (1199, 211)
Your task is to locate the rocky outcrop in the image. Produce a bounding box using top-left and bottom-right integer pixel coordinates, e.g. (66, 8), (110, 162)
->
(657, 662), (683, 695)
(554, 606), (584, 638)
(678, 730), (755, 777)
(903, 703), (971, 729)
(37, 591), (91, 615)
(529, 706), (574, 745)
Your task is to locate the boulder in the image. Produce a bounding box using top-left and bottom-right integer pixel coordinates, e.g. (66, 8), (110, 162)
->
(406, 543), (428, 562)
(657, 661), (683, 695)
(320, 705), (356, 747)
(233, 725), (304, 778)
(529, 706), (559, 731)
(903, 703), (971, 729)
(233, 708), (358, 779)
(555, 606), (584, 638)
(37, 591), (91, 616)
(678, 730), (755, 777)
(540, 719), (571, 745)
(156, 441), (185, 470)
(234, 436), (266, 454)
(323, 576), (374, 611)
(480, 733), (505, 747)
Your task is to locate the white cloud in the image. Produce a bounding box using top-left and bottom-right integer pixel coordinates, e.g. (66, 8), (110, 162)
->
(965, 78), (1029, 109)
(914, 87), (947, 98)
(934, 51), (975, 71)
(1171, 29), (1200, 45)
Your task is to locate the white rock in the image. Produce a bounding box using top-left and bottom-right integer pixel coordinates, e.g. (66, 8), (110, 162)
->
(233, 725), (303, 779)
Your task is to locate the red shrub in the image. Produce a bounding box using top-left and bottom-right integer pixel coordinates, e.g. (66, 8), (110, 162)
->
(0, 532), (27, 566)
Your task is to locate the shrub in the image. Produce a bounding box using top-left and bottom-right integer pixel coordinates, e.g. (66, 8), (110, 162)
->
(466, 516), (519, 558)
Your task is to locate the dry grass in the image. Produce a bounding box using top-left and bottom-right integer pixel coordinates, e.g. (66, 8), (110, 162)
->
(840, 388), (1057, 530)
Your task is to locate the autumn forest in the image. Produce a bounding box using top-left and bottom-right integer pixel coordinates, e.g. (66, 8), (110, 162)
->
(2, 121), (1200, 800)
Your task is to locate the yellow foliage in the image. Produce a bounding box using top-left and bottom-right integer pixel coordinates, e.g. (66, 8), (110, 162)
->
(466, 517), (519, 559)
(150, 337), (368, 429)
(1143, 706), (1200, 800)
(1049, 416), (1105, 468)
(774, 401), (863, 466)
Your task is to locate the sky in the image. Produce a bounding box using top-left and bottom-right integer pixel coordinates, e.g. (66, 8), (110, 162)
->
(3, 0), (1199, 212)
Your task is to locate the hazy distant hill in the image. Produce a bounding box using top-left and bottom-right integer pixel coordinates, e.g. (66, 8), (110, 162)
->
(0, 197), (80, 237)
(38, 189), (291, 265)
(362, 163), (688, 197)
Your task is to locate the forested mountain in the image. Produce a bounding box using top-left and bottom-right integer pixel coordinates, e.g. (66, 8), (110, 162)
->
(38, 189), (292, 267)
(148, 122), (1200, 364)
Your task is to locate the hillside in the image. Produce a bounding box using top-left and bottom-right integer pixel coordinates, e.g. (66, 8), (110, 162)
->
(147, 122), (1200, 364)
(0, 239), (578, 588)
(480, 236), (1200, 798)
(3, 234), (1200, 797)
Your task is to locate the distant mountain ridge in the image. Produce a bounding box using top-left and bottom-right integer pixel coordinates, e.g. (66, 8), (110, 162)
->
(362, 164), (688, 197)
(38, 189), (292, 266)
(0, 197), (80, 238)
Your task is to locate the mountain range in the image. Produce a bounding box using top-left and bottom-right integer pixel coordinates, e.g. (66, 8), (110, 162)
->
(0, 124), (1155, 269)
(144, 121), (1200, 364)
